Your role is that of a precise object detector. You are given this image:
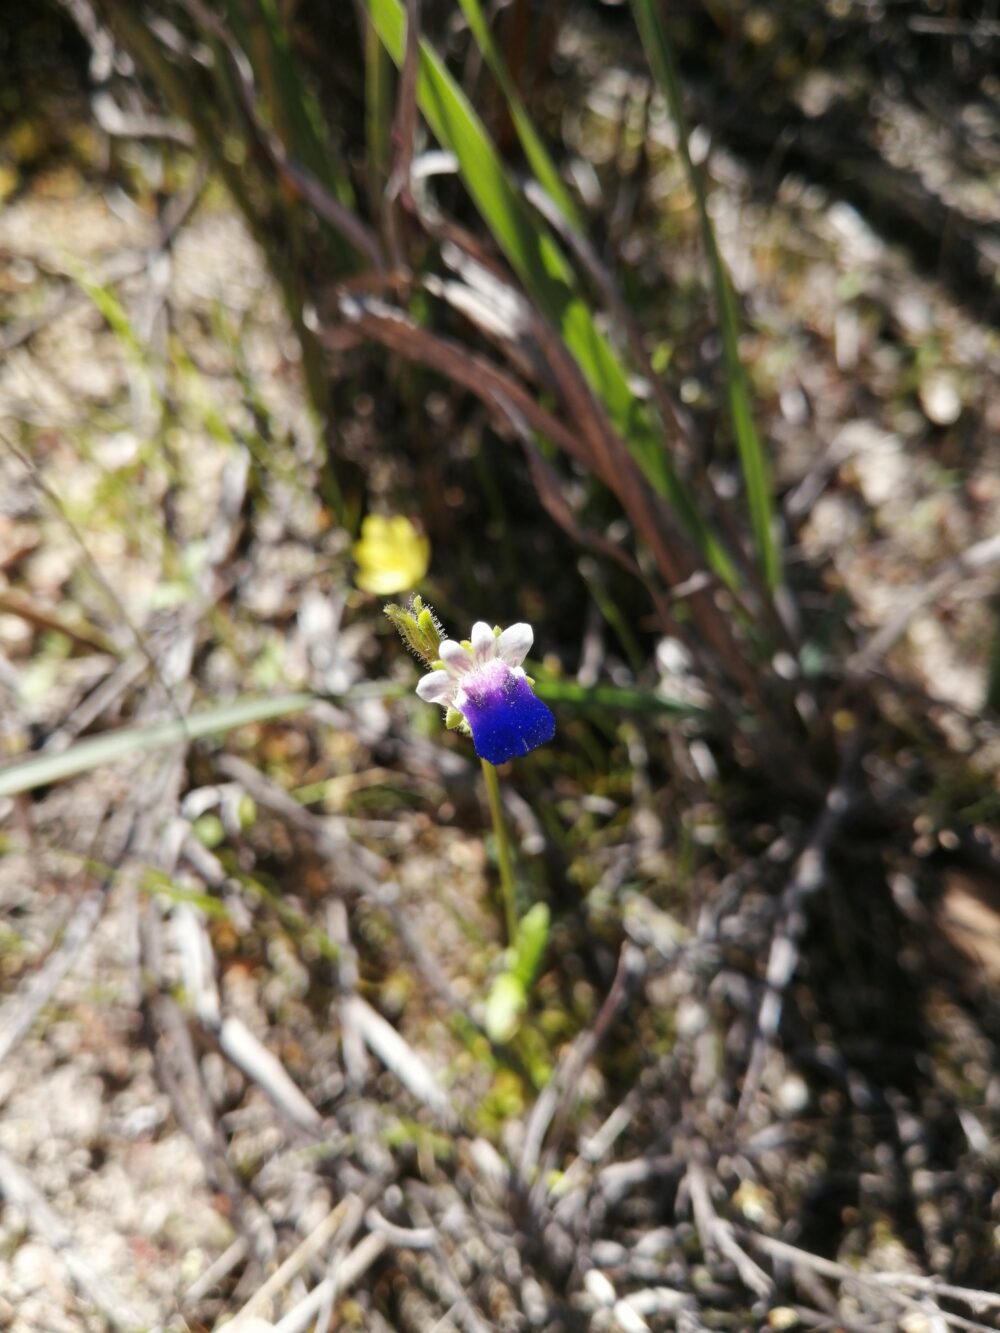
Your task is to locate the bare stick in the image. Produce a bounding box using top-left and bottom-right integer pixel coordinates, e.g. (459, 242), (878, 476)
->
(0, 808), (138, 1066)
(174, 902), (321, 1132)
(852, 532), (1000, 670)
(230, 1195), (364, 1328)
(867, 1272), (1000, 1315)
(183, 1236), (249, 1306)
(148, 991), (275, 1261)
(743, 1230), (997, 1332)
(0, 889), (107, 1067)
(686, 1160), (772, 1299)
(218, 1015), (322, 1134)
(520, 943), (645, 1195)
(40, 653), (149, 754)
(271, 1232), (389, 1333)
(342, 994), (455, 1125)
(365, 1207), (438, 1250)
(737, 728), (865, 1118)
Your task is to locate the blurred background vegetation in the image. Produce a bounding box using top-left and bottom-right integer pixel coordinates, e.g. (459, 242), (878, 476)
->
(0, 1), (999, 1329)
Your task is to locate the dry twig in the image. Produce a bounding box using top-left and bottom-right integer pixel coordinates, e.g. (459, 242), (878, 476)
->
(737, 726), (866, 1117)
(852, 532), (1000, 670)
(270, 1232), (389, 1333)
(230, 1194), (366, 1328)
(342, 993), (455, 1126)
(0, 813), (134, 1066)
(686, 1159), (773, 1300)
(521, 942), (645, 1204)
(743, 1229), (998, 1332)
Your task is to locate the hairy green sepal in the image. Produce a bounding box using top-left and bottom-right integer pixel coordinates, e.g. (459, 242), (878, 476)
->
(384, 593), (444, 667)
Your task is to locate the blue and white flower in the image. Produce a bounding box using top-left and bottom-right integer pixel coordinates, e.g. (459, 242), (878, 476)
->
(416, 620), (555, 766)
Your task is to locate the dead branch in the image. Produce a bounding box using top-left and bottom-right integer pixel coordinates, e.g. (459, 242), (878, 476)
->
(737, 725), (867, 1118)
(686, 1159), (773, 1300)
(270, 1232), (389, 1333)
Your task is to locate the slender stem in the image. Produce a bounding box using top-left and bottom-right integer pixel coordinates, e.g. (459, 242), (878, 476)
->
(481, 758), (518, 946)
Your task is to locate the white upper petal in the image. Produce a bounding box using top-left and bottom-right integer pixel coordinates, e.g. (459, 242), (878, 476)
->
(439, 639), (473, 675)
(470, 621), (497, 665)
(496, 622), (533, 668)
(415, 670), (455, 704)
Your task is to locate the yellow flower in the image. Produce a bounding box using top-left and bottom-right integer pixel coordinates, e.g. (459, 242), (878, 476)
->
(352, 514), (430, 595)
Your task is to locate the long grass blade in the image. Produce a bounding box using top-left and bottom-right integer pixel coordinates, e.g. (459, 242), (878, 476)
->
(253, 0), (357, 207)
(456, 0), (585, 232)
(535, 678), (699, 716)
(364, 11), (394, 211)
(0, 693), (316, 798)
(630, 0), (781, 590)
(0, 676), (690, 800)
(363, 0), (737, 587)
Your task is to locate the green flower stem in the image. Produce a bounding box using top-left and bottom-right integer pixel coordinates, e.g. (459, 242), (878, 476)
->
(481, 758), (518, 946)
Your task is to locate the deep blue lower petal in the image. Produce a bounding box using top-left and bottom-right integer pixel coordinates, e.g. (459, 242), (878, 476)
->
(460, 671), (555, 765)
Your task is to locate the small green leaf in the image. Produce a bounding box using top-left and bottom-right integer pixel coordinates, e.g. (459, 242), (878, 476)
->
(512, 902), (550, 990)
(484, 971), (527, 1044)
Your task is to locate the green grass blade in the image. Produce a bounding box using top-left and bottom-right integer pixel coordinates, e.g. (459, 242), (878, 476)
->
(0, 693), (316, 798)
(364, 12), (394, 210)
(0, 671), (702, 800)
(534, 678), (700, 716)
(363, 0), (737, 587)
(630, 0), (781, 590)
(221, 0), (357, 252)
(456, 0), (585, 232)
